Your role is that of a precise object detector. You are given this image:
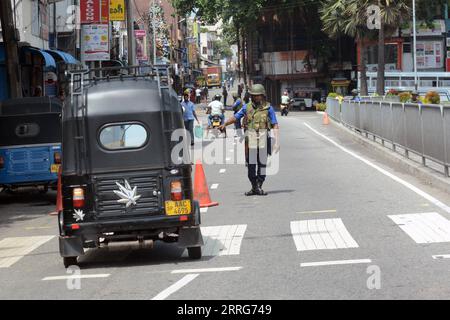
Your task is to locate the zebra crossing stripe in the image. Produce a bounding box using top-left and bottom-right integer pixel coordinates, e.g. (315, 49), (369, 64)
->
(182, 224), (247, 257)
(388, 212), (450, 244)
(0, 235), (55, 268)
(290, 219), (359, 251)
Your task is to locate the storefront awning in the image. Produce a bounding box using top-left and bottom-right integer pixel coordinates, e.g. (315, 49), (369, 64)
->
(22, 47), (56, 71)
(45, 50), (79, 65)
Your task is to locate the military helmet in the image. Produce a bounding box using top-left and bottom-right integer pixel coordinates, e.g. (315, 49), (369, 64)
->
(183, 89), (190, 95)
(214, 94), (221, 100)
(249, 84), (266, 96)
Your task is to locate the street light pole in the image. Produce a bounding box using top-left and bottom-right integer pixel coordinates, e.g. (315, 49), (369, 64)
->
(152, 0), (157, 66)
(125, 0), (135, 69)
(413, 0), (418, 90)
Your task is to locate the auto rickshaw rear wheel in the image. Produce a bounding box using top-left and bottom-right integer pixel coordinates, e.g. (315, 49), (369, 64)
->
(187, 246), (202, 259)
(63, 257), (78, 268)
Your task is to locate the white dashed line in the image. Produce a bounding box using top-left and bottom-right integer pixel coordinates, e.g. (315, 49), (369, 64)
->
(151, 274), (199, 300)
(300, 259), (372, 267)
(42, 274), (111, 281)
(200, 208), (208, 213)
(432, 254), (450, 260)
(171, 267), (242, 274)
(211, 184), (219, 189)
(219, 169), (226, 173)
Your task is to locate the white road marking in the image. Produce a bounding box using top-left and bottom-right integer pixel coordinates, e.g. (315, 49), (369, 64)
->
(151, 274), (199, 300)
(290, 219), (359, 251)
(171, 267), (242, 274)
(200, 208), (208, 213)
(183, 224), (247, 257)
(300, 259), (372, 267)
(42, 274), (110, 281)
(211, 183), (219, 189)
(432, 254), (450, 260)
(388, 212), (450, 244)
(219, 169), (226, 173)
(229, 149), (234, 153)
(304, 123), (450, 214)
(0, 236), (55, 268)
(24, 226), (52, 230)
(297, 209), (337, 214)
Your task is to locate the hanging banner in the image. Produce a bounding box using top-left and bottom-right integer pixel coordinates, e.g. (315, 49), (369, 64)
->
(101, 0), (109, 23)
(80, 0), (101, 24)
(81, 24), (110, 61)
(110, 0), (125, 21)
(135, 30), (148, 62)
(80, 0), (109, 24)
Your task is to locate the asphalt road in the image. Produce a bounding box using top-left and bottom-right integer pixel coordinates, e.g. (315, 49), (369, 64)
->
(2, 100), (450, 299)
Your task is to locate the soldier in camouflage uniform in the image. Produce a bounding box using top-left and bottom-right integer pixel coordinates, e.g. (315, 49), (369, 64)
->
(220, 84), (280, 196)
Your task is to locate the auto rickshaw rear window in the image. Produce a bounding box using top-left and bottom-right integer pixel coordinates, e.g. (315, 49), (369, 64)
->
(99, 123), (148, 150)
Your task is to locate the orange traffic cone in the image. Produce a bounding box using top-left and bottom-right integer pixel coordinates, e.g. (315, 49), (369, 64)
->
(323, 112), (330, 125)
(49, 167), (62, 216)
(193, 160), (219, 208)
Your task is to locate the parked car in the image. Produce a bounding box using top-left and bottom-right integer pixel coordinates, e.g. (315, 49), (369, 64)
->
(290, 97), (313, 111)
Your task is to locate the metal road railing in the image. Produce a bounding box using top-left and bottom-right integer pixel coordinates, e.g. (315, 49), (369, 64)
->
(326, 97), (450, 177)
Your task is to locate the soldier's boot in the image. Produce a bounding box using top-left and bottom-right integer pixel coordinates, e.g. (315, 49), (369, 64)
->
(257, 180), (267, 196)
(245, 182), (259, 196)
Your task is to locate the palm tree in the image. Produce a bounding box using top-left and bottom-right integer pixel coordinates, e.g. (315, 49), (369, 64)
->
(375, 0), (410, 95)
(320, 0), (371, 95)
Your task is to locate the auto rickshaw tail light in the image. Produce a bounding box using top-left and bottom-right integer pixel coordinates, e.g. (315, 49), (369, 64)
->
(54, 152), (61, 164)
(170, 180), (183, 201)
(0, 156), (4, 169)
(73, 188), (85, 208)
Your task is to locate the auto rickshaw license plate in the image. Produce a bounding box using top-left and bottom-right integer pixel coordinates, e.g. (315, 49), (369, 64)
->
(51, 164), (60, 173)
(213, 121), (220, 126)
(165, 200), (191, 216)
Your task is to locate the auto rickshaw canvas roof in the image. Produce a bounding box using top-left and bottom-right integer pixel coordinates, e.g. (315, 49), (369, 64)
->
(67, 78), (167, 119)
(0, 97), (62, 116)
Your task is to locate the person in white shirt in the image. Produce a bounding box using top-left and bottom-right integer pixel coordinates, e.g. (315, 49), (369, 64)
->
(207, 94), (225, 128)
(195, 88), (202, 104)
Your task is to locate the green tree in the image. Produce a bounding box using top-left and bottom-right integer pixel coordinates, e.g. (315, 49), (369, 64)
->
(320, 0), (375, 95)
(374, 0), (410, 95)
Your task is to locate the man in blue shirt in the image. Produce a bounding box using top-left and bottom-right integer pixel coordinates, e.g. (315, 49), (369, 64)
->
(220, 84), (279, 196)
(181, 90), (200, 146)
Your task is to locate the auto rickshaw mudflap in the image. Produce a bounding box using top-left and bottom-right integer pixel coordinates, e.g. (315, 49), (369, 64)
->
(177, 200), (203, 247)
(59, 236), (84, 257)
(177, 226), (204, 247)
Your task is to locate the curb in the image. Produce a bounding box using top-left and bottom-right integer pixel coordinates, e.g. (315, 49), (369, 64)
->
(329, 119), (450, 194)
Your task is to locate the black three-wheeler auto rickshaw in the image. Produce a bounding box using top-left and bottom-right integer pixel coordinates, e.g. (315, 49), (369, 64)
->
(58, 66), (203, 267)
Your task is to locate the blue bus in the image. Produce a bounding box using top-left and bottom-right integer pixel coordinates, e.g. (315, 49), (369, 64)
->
(0, 97), (62, 193)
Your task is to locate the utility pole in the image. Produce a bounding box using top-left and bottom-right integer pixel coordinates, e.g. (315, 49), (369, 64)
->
(0, 0), (22, 98)
(412, 0), (418, 91)
(125, 0), (135, 69)
(151, 0), (157, 66)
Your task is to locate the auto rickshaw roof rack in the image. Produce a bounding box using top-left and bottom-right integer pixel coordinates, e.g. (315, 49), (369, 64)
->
(66, 64), (171, 99)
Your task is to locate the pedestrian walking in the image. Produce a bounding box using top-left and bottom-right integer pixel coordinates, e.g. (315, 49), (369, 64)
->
(195, 87), (202, 104)
(231, 92), (243, 137)
(222, 86), (228, 107)
(237, 84), (243, 98)
(220, 84), (280, 196)
(181, 90), (200, 146)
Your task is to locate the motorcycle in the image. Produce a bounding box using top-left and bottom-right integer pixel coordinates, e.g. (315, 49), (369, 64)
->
(280, 103), (289, 116)
(208, 114), (227, 138)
